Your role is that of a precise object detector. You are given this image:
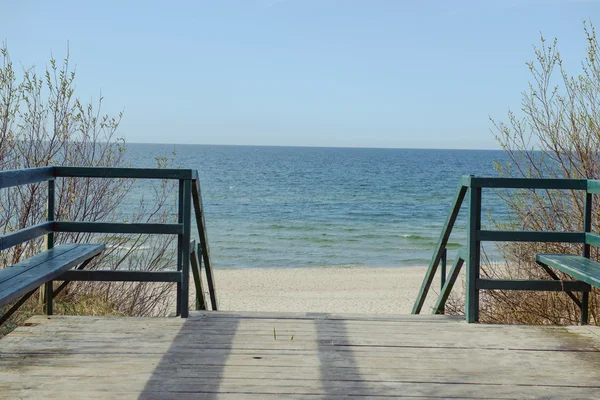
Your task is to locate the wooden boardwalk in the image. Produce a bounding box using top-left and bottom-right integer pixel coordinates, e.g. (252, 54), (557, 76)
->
(1, 312), (600, 399)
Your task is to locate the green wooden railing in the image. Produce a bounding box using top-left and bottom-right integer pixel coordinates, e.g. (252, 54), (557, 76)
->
(0, 166), (218, 317)
(413, 175), (599, 323)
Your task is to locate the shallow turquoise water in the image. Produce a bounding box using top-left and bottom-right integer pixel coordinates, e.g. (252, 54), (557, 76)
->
(125, 144), (509, 269)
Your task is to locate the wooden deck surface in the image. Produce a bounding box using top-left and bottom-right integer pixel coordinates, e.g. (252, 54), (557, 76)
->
(2, 311), (600, 399)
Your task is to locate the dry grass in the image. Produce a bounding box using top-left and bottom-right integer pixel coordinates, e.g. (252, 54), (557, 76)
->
(0, 290), (125, 338)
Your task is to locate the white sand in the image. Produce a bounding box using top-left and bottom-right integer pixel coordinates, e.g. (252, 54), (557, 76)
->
(207, 266), (439, 314)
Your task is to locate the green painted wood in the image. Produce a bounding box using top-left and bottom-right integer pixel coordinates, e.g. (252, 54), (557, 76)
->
(47, 179), (55, 249)
(54, 167), (194, 180)
(54, 222), (182, 235)
(466, 186), (481, 323)
(0, 244), (79, 285)
(180, 179), (192, 318)
(585, 233), (600, 248)
(432, 248), (466, 315)
(46, 179), (55, 315)
(0, 222), (53, 251)
(57, 270), (182, 282)
(476, 279), (591, 291)
(439, 249), (447, 314)
(587, 179), (600, 194)
(0, 244), (104, 307)
(584, 194), (593, 258)
(467, 177), (587, 190)
(536, 254), (600, 289)
(477, 230), (584, 243)
(192, 178), (218, 311)
(582, 193), (592, 324)
(440, 249), (447, 289)
(0, 167), (54, 189)
(176, 180), (184, 317)
(581, 291), (589, 324)
(189, 241), (207, 311)
(412, 183), (467, 314)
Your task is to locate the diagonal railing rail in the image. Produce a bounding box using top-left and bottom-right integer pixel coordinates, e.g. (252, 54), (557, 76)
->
(412, 182), (467, 314)
(191, 172), (218, 310)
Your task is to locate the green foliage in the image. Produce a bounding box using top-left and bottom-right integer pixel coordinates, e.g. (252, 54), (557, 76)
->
(487, 22), (600, 325)
(0, 45), (178, 333)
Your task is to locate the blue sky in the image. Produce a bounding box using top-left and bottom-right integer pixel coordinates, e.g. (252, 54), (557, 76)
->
(3, 0), (599, 149)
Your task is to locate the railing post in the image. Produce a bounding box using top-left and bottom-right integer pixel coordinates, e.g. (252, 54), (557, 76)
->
(180, 179), (192, 318)
(440, 248), (447, 315)
(176, 180), (184, 317)
(581, 192), (592, 325)
(466, 180), (481, 323)
(45, 178), (55, 315)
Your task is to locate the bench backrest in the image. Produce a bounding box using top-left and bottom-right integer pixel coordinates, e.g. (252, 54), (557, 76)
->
(0, 166), (198, 254)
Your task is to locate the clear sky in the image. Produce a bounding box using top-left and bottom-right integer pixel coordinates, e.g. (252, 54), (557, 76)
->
(3, 0), (599, 149)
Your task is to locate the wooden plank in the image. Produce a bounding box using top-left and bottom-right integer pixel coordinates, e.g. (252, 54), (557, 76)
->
(0, 392), (507, 400)
(536, 254), (600, 288)
(0, 244), (80, 284)
(58, 270), (182, 282)
(468, 177), (587, 190)
(9, 315), (600, 352)
(191, 311), (462, 322)
(54, 167), (194, 180)
(476, 278), (591, 291)
(412, 183), (467, 314)
(192, 178), (218, 310)
(0, 244), (104, 306)
(477, 230), (584, 243)
(0, 221), (54, 251)
(0, 166), (54, 189)
(54, 222), (182, 235)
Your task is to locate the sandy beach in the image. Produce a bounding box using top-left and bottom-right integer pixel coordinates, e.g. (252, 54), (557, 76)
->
(208, 266), (443, 315)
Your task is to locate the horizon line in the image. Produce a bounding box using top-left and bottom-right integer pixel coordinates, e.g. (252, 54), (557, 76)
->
(124, 142), (504, 151)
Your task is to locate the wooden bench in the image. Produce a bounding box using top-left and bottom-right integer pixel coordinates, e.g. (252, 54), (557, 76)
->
(0, 243), (104, 325)
(535, 254), (598, 324)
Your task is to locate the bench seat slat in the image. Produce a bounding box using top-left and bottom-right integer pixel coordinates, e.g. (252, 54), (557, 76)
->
(0, 244), (104, 307)
(0, 244), (80, 285)
(536, 254), (600, 288)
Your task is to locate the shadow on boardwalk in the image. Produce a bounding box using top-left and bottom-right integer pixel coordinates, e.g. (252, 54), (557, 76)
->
(139, 315), (239, 400)
(315, 314), (376, 399)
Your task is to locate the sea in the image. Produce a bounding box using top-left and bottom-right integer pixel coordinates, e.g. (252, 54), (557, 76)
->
(124, 144), (511, 269)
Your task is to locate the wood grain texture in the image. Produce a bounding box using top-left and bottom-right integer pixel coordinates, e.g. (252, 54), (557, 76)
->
(537, 254), (600, 288)
(1, 311), (600, 399)
(0, 244), (104, 306)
